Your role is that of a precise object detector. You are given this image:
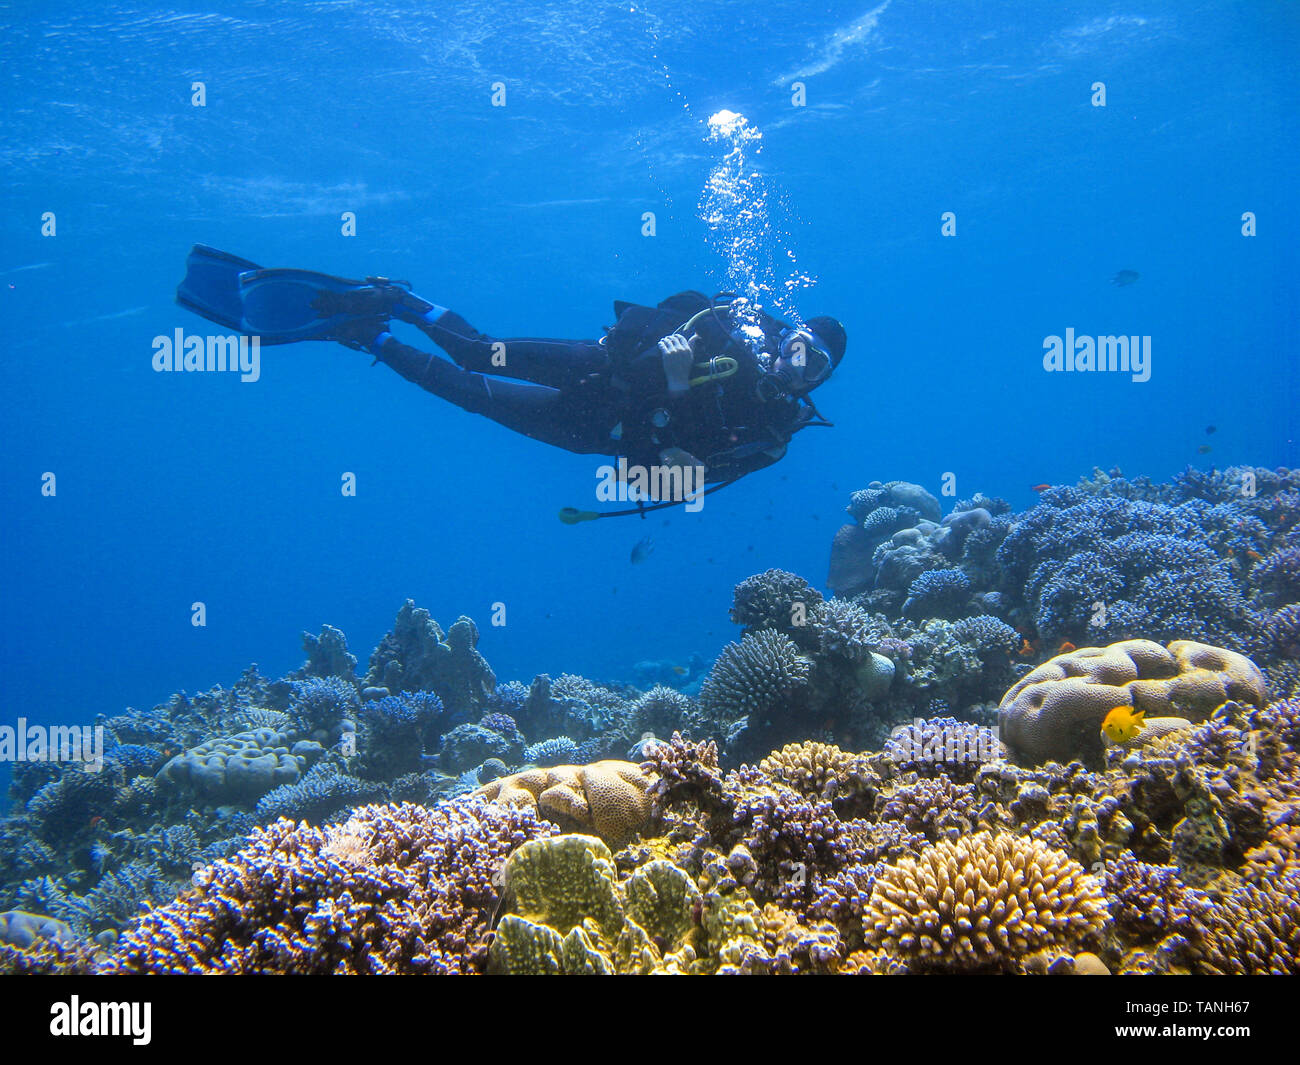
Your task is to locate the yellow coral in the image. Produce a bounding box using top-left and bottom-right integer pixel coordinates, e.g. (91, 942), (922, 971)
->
(758, 741), (878, 802)
(474, 760), (653, 845)
(488, 835), (701, 975)
(865, 831), (1106, 971)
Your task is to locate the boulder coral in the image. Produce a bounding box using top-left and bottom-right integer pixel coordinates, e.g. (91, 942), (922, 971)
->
(999, 639), (1268, 764)
(473, 760), (654, 846)
(156, 727), (325, 804)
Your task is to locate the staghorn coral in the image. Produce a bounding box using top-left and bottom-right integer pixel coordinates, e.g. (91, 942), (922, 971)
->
(1188, 871), (1300, 974)
(254, 761), (384, 824)
(107, 799), (555, 974)
(437, 722), (524, 774)
(814, 598), (890, 663)
(525, 736), (582, 768)
(622, 685), (708, 747)
(1266, 604), (1300, 659)
(1241, 823), (1300, 883)
(864, 831), (1107, 972)
(1253, 547), (1300, 608)
(474, 761), (653, 846)
(999, 639), (1268, 765)
(641, 732), (727, 825)
(883, 716), (1004, 782)
(877, 776), (980, 843)
(357, 691), (444, 777)
(286, 676), (359, 744)
(902, 568), (972, 620)
(733, 787), (858, 914)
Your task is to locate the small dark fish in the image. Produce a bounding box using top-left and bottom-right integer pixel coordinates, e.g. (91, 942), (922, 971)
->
(630, 536), (654, 564)
(1030, 483), (1051, 493)
(747, 545), (755, 551)
(1198, 444), (1213, 455)
(671, 665), (688, 676)
(1205, 425), (1217, 435)
(1112, 269), (1140, 286)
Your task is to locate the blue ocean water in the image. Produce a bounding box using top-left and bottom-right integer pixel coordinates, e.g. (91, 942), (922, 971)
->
(1, 0), (1296, 743)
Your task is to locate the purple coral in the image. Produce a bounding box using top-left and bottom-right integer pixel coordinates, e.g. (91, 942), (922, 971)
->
(107, 799), (555, 974)
(902, 568), (972, 620)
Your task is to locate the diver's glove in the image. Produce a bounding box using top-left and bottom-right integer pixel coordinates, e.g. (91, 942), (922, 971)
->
(332, 318), (391, 354)
(310, 280), (409, 319)
(657, 333), (696, 395)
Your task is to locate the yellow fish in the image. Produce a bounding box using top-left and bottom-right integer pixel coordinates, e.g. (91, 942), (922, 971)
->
(1101, 705), (1145, 744)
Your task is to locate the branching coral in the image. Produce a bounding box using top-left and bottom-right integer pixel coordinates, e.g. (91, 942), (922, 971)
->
(698, 630), (811, 728)
(107, 800), (555, 974)
(758, 741), (880, 810)
(864, 831), (1107, 972)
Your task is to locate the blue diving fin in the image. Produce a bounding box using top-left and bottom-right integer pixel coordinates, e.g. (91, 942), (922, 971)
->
(176, 245), (415, 345)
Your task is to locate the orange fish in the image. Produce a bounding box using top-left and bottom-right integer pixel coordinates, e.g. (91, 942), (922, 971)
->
(88, 816), (103, 829)
(1030, 483), (1051, 493)
(1018, 638), (1037, 658)
(1058, 640), (1076, 653)
(1244, 549), (1262, 562)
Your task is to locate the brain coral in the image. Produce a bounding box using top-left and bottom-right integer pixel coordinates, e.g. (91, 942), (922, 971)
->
(865, 831), (1106, 971)
(473, 761), (653, 846)
(107, 800), (554, 974)
(998, 640), (1268, 764)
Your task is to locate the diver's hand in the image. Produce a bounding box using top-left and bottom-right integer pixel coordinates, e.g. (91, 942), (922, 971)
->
(658, 333), (695, 395)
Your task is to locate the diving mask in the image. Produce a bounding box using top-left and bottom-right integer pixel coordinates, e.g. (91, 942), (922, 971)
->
(779, 328), (834, 386)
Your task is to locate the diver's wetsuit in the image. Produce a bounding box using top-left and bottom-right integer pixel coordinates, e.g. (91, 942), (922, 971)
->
(373, 291), (810, 484)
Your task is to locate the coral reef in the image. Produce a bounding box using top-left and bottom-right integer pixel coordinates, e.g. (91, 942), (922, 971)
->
(2, 467), (1297, 979)
(364, 601), (496, 720)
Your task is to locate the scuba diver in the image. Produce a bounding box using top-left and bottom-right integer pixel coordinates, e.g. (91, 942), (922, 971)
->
(177, 245), (846, 512)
